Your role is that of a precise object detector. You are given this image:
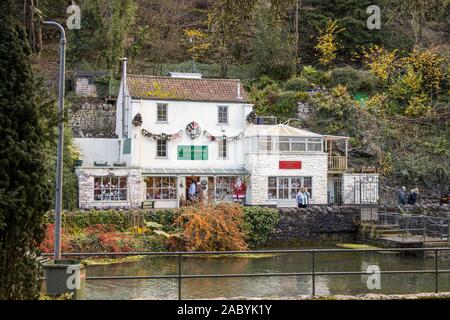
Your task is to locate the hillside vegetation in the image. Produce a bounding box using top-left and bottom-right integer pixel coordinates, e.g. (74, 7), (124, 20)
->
(24, 0), (450, 197)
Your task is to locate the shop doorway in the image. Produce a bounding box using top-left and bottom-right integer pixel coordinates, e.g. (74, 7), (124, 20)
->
(185, 176), (200, 203)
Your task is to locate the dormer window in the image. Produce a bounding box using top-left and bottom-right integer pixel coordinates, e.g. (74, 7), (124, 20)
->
(157, 103), (168, 122)
(218, 106), (228, 125)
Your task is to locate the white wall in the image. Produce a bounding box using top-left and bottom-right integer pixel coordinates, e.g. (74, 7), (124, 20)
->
(74, 138), (120, 166)
(244, 152), (328, 206)
(125, 99), (253, 169)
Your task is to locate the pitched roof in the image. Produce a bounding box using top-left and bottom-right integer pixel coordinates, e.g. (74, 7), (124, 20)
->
(126, 75), (250, 103)
(244, 124), (324, 138)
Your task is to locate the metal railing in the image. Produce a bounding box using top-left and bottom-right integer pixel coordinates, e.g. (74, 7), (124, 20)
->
(42, 247), (450, 299)
(362, 211), (449, 242)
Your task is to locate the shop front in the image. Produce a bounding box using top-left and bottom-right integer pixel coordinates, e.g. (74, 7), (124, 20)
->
(142, 168), (249, 208)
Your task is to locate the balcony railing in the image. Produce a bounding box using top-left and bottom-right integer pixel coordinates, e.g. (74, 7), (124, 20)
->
(328, 155), (347, 172)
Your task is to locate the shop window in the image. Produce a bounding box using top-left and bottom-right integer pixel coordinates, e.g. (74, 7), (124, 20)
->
(278, 177), (289, 199)
(215, 176), (237, 201)
(268, 176), (313, 200)
(268, 177), (277, 199)
(303, 177), (312, 195)
(146, 176), (177, 200)
(94, 176), (127, 201)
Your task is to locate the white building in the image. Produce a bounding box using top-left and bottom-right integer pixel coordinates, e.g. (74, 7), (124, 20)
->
(75, 59), (378, 209)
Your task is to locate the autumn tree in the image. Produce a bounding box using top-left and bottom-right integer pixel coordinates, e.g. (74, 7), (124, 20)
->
(361, 45), (399, 82)
(315, 20), (344, 67)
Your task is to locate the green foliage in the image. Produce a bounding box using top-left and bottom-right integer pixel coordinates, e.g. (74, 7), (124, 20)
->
(329, 66), (380, 93)
(0, 0), (55, 299)
(68, 0), (137, 73)
(307, 85), (362, 137)
(283, 77), (312, 92)
(243, 207), (279, 248)
(60, 210), (129, 231)
(301, 66), (329, 87)
(250, 6), (295, 80)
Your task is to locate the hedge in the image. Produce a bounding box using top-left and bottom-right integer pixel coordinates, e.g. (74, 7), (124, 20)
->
(46, 206), (280, 248)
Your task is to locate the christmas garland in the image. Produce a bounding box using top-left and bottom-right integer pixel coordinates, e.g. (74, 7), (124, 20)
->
(141, 129), (184, 141)
(203, 130), (244, 142)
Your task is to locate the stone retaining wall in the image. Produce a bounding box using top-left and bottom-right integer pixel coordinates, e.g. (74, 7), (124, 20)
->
(271, 206), (361, 241)
(69, 97), (116, 138)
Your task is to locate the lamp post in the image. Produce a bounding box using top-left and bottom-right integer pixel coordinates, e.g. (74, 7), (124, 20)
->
(43, 21), (66, 261)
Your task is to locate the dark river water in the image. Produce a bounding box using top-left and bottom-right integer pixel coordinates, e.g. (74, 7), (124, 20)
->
(85, 244), (450, 299)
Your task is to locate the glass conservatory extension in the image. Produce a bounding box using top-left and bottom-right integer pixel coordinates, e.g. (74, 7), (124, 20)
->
(244, 124), (325, 154)
(245, 136), (324, 154)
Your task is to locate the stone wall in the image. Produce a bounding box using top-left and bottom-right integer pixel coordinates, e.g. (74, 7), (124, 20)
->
(271, 205), (361, 241)
(69, 97), (116, 138)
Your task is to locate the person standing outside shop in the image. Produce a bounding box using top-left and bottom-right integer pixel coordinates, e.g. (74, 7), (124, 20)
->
(296, 187), (310, 209)
(188, 179), (197, 202)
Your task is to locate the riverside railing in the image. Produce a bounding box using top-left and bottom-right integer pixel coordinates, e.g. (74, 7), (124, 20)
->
(362, 211), (450, 241)
(42, 247), (450, 299)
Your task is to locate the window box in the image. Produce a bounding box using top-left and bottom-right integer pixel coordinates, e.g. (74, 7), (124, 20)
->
(94, 161), (109, 167)
(113, 161), (126, 167)
(74, 159), (83, 167)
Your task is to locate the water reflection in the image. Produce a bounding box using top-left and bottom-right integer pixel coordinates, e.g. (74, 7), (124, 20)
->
(85, 250), (450, 299)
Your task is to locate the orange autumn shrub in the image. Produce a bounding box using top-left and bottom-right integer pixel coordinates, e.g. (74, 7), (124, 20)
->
(72, 224), (139, 253)
(39, 224), (72, 253)
(174, 203), (248, 251)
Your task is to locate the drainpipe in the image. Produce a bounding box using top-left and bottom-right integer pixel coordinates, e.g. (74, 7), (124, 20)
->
(122, 57), (128, 138)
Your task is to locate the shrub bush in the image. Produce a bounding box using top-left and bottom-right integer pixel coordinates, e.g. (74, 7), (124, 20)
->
(47, 209), (179, 232)
(329, 66), (380, 93)
(283, 77), (312, 91)
(62, 210), (129, 231)
(143, 210), (179, 232)
(174, 203), (248, 251)
(243, 207), (279, 248)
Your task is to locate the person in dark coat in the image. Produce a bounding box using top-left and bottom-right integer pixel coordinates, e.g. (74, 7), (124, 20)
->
(397, 186), (407, 205)
(408, 188), (419, 205)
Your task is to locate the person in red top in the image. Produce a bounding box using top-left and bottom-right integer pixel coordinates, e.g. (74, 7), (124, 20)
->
(233, 178), (246, 204)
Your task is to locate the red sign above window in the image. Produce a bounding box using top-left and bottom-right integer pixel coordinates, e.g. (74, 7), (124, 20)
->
(279, 161), (302, 169)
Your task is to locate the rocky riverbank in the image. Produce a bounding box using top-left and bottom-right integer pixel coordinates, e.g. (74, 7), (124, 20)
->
(216, 292), (450, 300)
